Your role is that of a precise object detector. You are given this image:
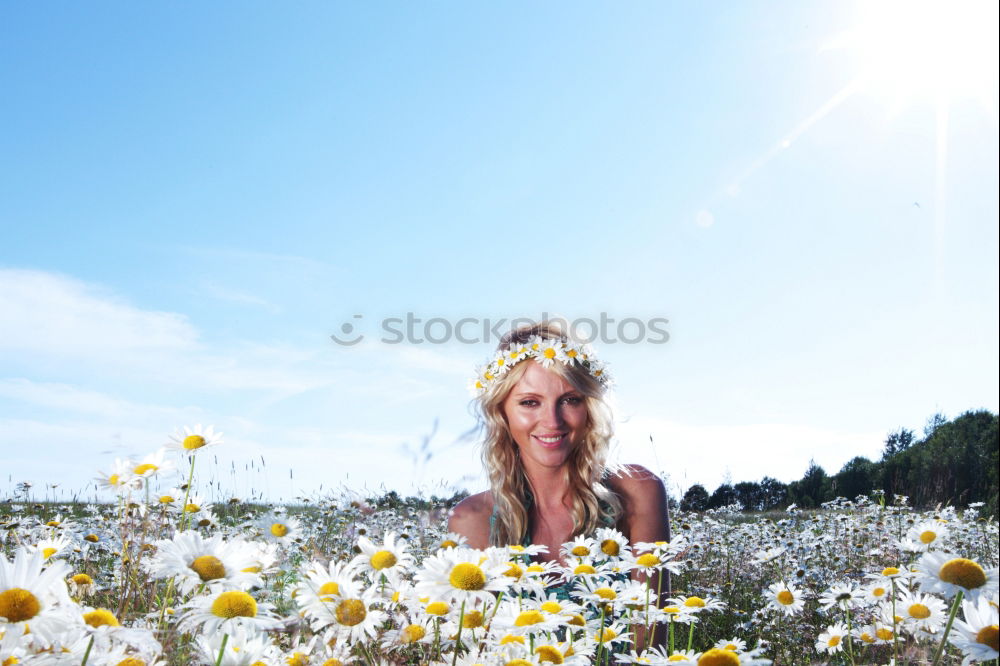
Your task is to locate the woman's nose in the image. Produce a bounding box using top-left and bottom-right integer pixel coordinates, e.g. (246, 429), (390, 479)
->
(541, 404), (565, 428)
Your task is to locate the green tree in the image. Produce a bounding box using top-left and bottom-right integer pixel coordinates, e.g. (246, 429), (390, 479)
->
(680, 484), (709, 512)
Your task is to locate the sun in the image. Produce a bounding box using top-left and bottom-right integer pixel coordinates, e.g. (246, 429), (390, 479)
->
(833, 0), (999, 110)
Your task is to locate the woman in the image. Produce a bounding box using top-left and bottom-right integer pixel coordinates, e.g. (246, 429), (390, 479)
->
(448, 321), (670, 564)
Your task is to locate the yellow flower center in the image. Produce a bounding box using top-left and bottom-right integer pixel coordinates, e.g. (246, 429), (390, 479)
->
(85, 534), (99, 542)
(183, 434), (207, 449)
(159, 496), (174, 504)
(133, 463), (158, 475)
(976, 625), (999, 652)
(270, 523), (289, 537)
(184, 503), (200, 513)
(636, 553), (660, 567)
(3, 657), (19, 666)
(595, 627), (618, 641)
(776, 589), (794, 605)
(463, 610), (484, 628)
(108, 474), (120, 485)
(919, 530), (938, 544)
(83, 608), (120, 627)
(321, 661), (342, 666)
(117, 659), (146, 666)
(567, 613), (586, 626)
(334, 599), (367, 626)
(72, 573), (94, 585)
(872, 586), (887, 598)
(882, 566), (900, 576)
(440, 539), (458, 548)
(827, 635), (841, 647)
(684, 596), (706, 608)
(540, 601), (562, 613)
(318, 581), (340, 600)
(515, 610), (545, 626)
(535, 645), (564, 663)
(42, 548), (58, 559)
(425, 601), (450, 616)
(526, 565), (545, 572)
(46, 521), (60, 527)
(507, 660), (533, 666)
(939, 558), (988, 589)
(190, 555), (226, 581)
(594, 587), (617, 600)
(402, 623), (426, 643)
(571, 546), (590, 556)
(0, 588), (41, 622)
(908, 603), (931, 619)
(573, 564), (596, 575)
(663, 606), (681, 613)
(370, 550), (397, 570)
(543, 348), (557, 359)
(500, 634), (525, 645)
(449, 562), (487, 590)
(210, 590), (257, 619)
(601, 540), (620, 556)
(504, 562), (524, 578)
(876, 628), (895, 640)
(669, 657), (690, 662)
(859, 632), (875, 643)
(286, 653), (308, 666)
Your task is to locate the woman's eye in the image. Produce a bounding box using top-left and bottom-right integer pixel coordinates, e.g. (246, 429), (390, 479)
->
(562, 396), (583, 405)
(519, 400), (539, 407)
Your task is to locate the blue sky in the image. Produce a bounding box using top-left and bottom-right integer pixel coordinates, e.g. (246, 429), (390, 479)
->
(2, 1), (997, 503)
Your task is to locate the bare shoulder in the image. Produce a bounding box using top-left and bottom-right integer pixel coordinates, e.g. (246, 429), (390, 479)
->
(606, 464), (669, 544)
(447, 490), (493, 549)
(607, 464), (667, 504)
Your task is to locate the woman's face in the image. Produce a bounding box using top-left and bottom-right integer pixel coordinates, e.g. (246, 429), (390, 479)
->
(501, 360), (589, 472)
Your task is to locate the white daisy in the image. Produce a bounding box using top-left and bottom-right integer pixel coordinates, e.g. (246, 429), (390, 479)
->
(0, 548), (75, 647)
(766, 581), (806, 616)
(815, 622), (848, 654)
(165, 423), (224, 453)
(351, 530), (415, 583)
(906, 519), (949, 551)
(145, 530), (263, 595)
(415, 547), (511, 606)
(914, 551), (1000, 602)
(196, 627), (280, 666)
(897, 590), (948, 635)
(950, 595), (999, 665)
(178, 589), (280, 636)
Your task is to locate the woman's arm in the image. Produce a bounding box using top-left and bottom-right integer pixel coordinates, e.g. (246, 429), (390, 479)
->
(610, 464), (671, 652)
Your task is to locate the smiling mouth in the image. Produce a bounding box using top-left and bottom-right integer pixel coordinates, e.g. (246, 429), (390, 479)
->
(533, 434), (567, 448)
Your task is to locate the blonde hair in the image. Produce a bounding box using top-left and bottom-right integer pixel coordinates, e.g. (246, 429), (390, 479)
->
(476, 321), (622, 546)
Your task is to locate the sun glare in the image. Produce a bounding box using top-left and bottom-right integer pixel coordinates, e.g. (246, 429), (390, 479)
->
(835, 0), (999, 109)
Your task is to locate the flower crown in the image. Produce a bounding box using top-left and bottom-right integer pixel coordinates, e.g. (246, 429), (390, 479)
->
(469, 335), (611, 396)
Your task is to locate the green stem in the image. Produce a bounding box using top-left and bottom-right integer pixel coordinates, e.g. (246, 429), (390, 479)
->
(80, 636), (95, 666)
(686, 619), (695, 651)
(215, 633), (229, 666)
(596, 604), (607, 665)
(844, 605), (857, 666)
(452, 600), (466, 666)
(931, 590), (964, 666)
(179, 454), (197, 531)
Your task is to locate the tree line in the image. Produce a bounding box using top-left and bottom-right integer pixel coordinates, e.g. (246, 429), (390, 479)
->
(678, 409), (999, 516)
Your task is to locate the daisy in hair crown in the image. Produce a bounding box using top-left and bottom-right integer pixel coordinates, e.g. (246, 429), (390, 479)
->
(469, 335), (611, 396)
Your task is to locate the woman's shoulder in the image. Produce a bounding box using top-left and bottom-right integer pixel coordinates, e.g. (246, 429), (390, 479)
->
(450, 490), (494, 518)
(605, 464), (667, 506)
(605, 464), (670, 544)
(447, 491), (493, 549)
